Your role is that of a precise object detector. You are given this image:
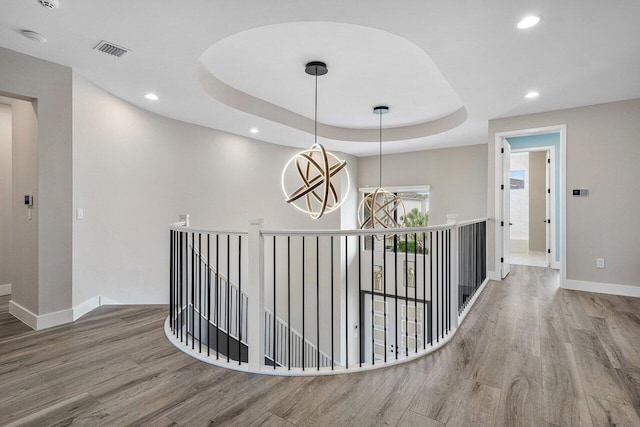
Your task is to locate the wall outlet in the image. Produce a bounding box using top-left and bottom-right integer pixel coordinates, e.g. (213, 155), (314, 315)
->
(596, 258), (605, 269)
(76, 208), (84, 220)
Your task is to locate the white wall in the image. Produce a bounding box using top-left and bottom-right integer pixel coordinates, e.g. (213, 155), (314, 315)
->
(72, 74), (356, 307)
(0, 47), (73, 317)
(488, 98), (640, 288)
(0, 103), (11, 290)
(528, 151), (546, 252)
(357, 144), (488, 225)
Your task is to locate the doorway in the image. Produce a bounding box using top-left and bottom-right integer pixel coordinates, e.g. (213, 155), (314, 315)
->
(494, 126), (566, 280)
(508, 149), (552, 267)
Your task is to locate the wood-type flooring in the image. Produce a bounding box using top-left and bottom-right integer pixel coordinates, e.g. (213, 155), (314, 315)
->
(1, 265), (639, 426)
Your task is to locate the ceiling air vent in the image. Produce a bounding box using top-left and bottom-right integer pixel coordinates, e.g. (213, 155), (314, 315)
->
(93, 40), (130, 58)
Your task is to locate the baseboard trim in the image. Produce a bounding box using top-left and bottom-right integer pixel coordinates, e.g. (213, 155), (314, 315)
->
(0, 283), (11, 296)
(563, 279), (640, 298)
(73, 296), (101, 321)
(9, 300), (73, 330)
(487, 271), (501, 281)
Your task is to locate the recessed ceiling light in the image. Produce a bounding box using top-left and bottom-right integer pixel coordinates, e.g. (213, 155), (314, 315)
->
(21, 30), (47, 43)
(525, 91), (540, 99)
(517, 15), (541, 29)
(250, 128), (259, 134)
(145, 93), (159, 101)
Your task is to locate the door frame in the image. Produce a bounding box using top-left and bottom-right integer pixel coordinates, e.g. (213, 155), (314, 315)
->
(510, 146), (556, 268)
(493, 125), (567, 284)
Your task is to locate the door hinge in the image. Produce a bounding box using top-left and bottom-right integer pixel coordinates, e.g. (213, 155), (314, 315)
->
(500, 257), (504, 263)
(548, 249), (551, 254)
(547, 219), (551, 224)
(501, 148), (504, 154)
(500, 184), (504, 190)
(548, 188), (551, 194)
(500, 221), (504, 227)
(548, 158), (551, 163)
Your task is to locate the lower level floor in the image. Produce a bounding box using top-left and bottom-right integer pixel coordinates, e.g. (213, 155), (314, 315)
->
(1, 265), (639, 426)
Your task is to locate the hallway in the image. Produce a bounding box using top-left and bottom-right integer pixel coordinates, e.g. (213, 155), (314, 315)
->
(1, 265), (639, 426)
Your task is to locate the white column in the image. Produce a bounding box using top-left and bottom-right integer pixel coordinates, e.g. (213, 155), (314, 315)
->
(447, 214), (459, 331)
(247, 218), (264, 371)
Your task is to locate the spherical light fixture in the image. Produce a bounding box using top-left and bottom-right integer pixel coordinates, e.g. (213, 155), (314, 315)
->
(358, 106), (405, 233)
(281, 61), (349, 219)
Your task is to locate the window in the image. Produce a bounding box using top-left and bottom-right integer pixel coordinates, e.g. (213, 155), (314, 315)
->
(359, 185), (430, 252)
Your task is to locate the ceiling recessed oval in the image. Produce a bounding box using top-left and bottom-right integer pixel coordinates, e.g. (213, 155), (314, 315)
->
(198, 22), (467, 142)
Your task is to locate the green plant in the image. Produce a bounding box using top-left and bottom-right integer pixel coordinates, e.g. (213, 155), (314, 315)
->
(398, 208), (429, 254)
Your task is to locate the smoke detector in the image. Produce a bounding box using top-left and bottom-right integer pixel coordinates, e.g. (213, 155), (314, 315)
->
(93, 40), (131, 58)
(37, 0), (59, 9)
(21, 30), (47, 43)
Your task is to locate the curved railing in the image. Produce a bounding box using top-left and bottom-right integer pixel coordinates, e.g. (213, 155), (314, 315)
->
(165, 216), (488, 375)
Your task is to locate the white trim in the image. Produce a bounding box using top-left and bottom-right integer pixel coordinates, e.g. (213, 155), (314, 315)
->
(563, 279), (640, 298)
(494, 125), (567, 280)
(487, 271), (501, 281)
(551, 261), (560, 270)
(0, 283), (11, 296)
(9, 300), (73, 330)
(9, 300), (37, 329)
(73, 296), (101, 321)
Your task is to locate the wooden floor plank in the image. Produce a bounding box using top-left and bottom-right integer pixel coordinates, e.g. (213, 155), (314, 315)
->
(0, 265), (637, 426)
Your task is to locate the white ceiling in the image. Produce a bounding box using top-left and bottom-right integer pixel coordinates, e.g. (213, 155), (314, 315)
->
(1, 0), (639, 156)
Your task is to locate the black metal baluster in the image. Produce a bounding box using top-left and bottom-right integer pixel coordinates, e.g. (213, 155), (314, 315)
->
(179, 232), (183, 342)
(273, 236), (277, 369)
(170, 230), (173, 333)
(447, 229), (450, 333)
(414, 232), (418, 352)
(302, 236), (305, 370)
(436, 230), (439, 343)
(383, 234), (387, 363)
(331, 236), (334, 370)
(423, 232), (426, 349)
(238, 235), (242, 365)
(429, 230), (432, 346)
(215, 234), (219, 359)
(287, 236), (291, 370)
(316, 236), (320, 370)
(358, 235), (361, 367)
(198, 233), (202, 353)
(371, 236), (375, 365)
(207, 234), (211, 357)
(394, 233), (398, 359)
(345, 235), (348, 369)
(404, 233), (408, 356)
(226, 234), (230, 362)
(191, 232), (195, 350)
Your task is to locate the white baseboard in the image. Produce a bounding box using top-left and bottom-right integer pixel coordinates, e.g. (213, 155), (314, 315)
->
(73, 296), (101, 321)
(487, 271), (501, 281)
(9, 300), (73, 330)
(563, 279), (640, 298)
(0, 283), (11, 296)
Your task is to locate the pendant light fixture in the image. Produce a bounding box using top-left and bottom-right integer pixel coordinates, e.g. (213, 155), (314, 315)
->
(358, 106), (405, 231)
(281, 61), (350, 219)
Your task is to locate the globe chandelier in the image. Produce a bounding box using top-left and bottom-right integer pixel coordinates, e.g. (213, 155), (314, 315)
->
(281, 61), (350, 220)
(358, 106), (405, 231)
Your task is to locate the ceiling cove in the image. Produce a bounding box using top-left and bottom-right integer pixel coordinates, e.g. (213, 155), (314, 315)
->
(197, 22), (468, 143)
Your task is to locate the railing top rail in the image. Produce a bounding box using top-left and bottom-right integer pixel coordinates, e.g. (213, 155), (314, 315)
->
(457, 217), (488, 227)
(261, 223), (453, 237)
(168, 222), (248, 235)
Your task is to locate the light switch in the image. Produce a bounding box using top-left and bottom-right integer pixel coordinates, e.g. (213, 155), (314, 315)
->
(76, 208), (84, 220)
(596, 258), (605, 269)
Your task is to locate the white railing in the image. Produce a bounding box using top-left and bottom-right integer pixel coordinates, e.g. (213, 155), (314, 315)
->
(165, 216), (488, 375)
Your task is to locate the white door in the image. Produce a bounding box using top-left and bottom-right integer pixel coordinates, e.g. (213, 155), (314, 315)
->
(545, 150), (551, 267)
(501, 140), (511, 278)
